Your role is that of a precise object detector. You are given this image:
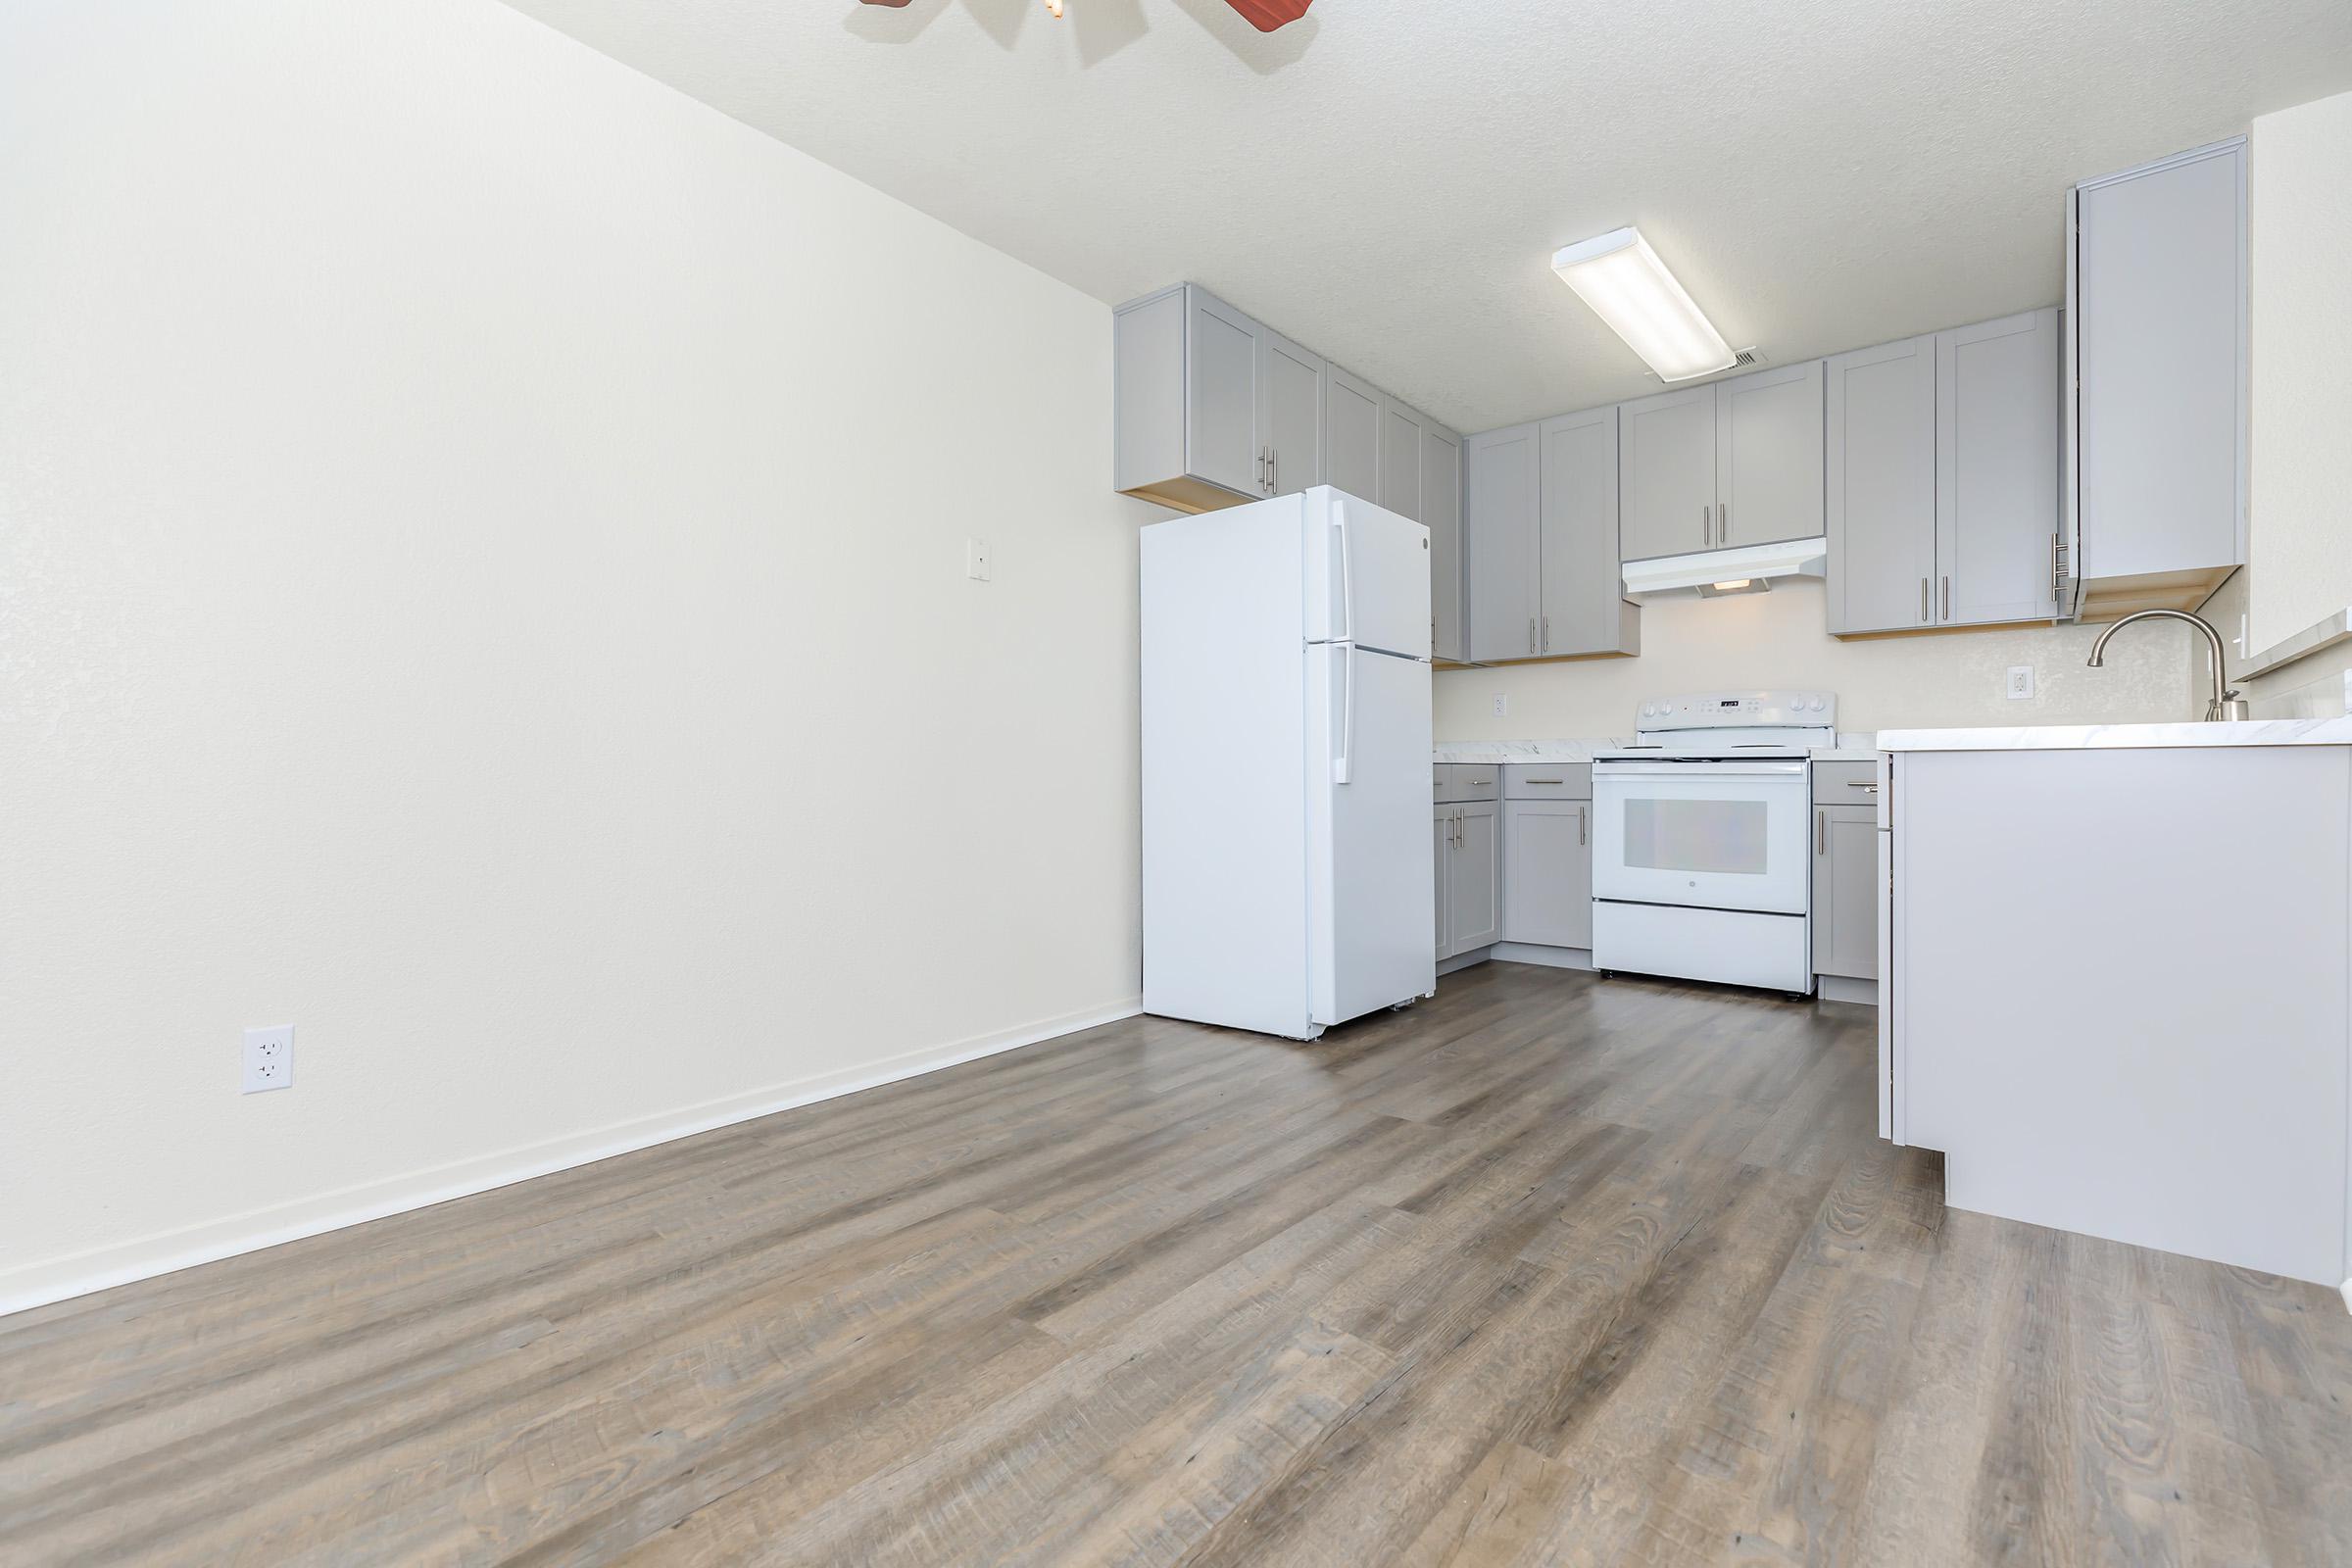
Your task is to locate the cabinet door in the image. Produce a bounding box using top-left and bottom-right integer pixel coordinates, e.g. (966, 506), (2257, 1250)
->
(1259, 328), (1324, 499)
(1812, 805), (1878, 979)
(1538, 406), (1620, 657)
(1464, 424), (1542, 662)
(2077, 141), (2245, 581)
(1447, 801), (1500, 953)
(1434, 809), (1452, 958)
(1184, 288), (1263, 499)
(1714, 360), (1824, 549)
(1324, 366), (1383, 505)
(1423, 423), (1464, 662)
(1826, 336), (1936, 633)
(1380, 398), (1425, 522)
(1937, 309), (2059, 626)
(1617, 385), (1716, 562)
(1503, 798), (1592, 949)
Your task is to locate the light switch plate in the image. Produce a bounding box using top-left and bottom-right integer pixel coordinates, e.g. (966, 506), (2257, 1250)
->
(965, 538), (992, 582)
(2006, 664), (2034, 701)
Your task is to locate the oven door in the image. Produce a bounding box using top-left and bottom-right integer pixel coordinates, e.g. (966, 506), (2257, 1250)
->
(1592, 760), (1811, 914)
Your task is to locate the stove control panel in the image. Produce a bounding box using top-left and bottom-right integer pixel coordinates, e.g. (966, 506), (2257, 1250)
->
(1635, 690), (1838, 730)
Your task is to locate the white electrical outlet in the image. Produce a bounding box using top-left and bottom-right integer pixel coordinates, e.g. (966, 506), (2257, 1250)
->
(964, 538), (992, 582)
(2006, 664), (2034, 701)
(243, 1024), (293, 1094)
(1492, 693), (1509, 716)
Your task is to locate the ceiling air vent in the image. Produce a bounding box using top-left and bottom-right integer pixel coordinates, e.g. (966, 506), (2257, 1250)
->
(1642, 348), (1763, 383)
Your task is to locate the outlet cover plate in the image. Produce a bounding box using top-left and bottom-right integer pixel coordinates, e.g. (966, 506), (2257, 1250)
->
(2006, 664), (2034, 701)
(243, 1024), (293, 1094)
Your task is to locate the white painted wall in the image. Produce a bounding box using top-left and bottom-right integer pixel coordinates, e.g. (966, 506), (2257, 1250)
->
(0, 0), (1151, 1309)
(1434, 581), (2194, 739)
(2247, 88), (2352, 654)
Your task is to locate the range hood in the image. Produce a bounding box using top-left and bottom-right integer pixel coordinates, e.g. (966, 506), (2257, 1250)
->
(1620, 535), (1828, 599)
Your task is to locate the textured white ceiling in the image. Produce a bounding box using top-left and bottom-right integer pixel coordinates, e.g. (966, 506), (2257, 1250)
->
(497, 0), (2352, 434)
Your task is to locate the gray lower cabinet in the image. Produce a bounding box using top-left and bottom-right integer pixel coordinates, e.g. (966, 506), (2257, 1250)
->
(1813, 804), (1879, 980)
(1436, 802), (1500, 957)
(1502, 797), (1592, 949)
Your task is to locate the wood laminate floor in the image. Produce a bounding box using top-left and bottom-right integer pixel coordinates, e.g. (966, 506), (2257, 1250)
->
(5, 962), (2350, 1565)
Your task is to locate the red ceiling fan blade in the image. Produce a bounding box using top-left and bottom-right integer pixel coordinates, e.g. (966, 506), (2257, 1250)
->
(1222, 0), (1312, 29)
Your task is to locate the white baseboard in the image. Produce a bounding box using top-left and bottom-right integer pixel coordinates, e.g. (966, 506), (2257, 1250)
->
(0, 996), (1144, 1321)
(1490, 942), (1594, 971)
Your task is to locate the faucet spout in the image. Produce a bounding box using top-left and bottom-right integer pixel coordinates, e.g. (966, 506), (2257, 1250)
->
(2085, 609), (2249, 721)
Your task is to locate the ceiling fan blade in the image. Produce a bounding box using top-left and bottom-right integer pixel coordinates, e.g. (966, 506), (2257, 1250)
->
(1222, 0), (1312, 29)
(857, 0), (914, 7)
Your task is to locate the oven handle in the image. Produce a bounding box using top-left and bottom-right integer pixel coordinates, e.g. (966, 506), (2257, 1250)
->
(1592, 761), (1808, 780)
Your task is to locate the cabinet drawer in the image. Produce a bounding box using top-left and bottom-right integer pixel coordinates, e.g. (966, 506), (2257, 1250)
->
(1812, 760), (1881, 806)
(1434, 764), (1500, 804)
(1502, 762), (1592, 800)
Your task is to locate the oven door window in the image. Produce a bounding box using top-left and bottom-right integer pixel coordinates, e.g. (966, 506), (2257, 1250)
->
(1622, 797), (1770, 876)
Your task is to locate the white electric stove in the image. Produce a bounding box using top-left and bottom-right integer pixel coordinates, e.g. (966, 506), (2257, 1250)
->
(1590, 691), (1837, 995)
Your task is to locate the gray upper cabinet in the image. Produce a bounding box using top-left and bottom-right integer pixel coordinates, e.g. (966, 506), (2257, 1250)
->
(1113, 283), (1319, 513)
(1937, 308), (2058, 626)
(1714, 361), (1825, 549)
(1260, 327), (1325, 501)
(1617, 384), (1717, 562)
(1464, 423), (1541, 662)
(1828, 310), (2061, 637)
(1184, 288), (1263, 500)
(1538, 406), (1636, 658)
(1379, 397), (1425, 522)
(2072, 139), (2245, 604)
(1324, 365), (1383, 505)
(1424, 423), (1465, 662)
(1827, 335), (1936, 634)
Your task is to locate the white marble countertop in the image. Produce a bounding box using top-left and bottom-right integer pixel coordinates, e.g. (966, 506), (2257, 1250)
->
(1435, 735), (1881, 763)
(1878, 717), (2352, 752)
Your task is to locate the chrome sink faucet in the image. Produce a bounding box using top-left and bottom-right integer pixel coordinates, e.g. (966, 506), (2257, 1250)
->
(2086, 609), (2250, 722)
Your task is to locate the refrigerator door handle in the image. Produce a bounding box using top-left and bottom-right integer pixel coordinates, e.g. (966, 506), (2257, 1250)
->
(1334, 643), (1354, 785)
(1333, 498), (1355, 644)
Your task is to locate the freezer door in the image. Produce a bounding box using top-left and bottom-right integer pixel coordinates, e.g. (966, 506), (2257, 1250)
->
(1305, 644), (1437, 1027)
(1302, 487), (1432, 658)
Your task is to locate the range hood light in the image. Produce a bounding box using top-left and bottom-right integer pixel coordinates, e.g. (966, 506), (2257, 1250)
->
(1697, 577), (1769, 598)
(1550, 226), (1737, 383)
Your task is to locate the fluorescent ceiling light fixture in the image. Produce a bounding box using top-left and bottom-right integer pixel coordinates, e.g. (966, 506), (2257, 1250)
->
(1551, 227), (1736, 383)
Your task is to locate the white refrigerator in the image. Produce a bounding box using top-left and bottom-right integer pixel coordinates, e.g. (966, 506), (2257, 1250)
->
(1141, 486), (1435, 1040)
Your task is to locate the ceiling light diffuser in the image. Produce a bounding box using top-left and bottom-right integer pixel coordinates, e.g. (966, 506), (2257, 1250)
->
(1550, 227), (1736, 383)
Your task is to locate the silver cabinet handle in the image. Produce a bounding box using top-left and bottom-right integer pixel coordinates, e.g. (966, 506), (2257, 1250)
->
(1579, 804), (1588, 847)
(1940, 575), (1950, 620)
(1525, 778), (1564, 786)
(1817, 808), (1827, 856)
(1702, 504), (1713, 548)
(1272, 447), (1279, 493)
(1720, 501), (1730, 543)
(1847, 780), (1880, 793)
(1920, 578), (1929, 623)
(2050, 533), (2061, 596)
(1527, 616), (1536, 655)
(1542, 615), (1550, 652)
